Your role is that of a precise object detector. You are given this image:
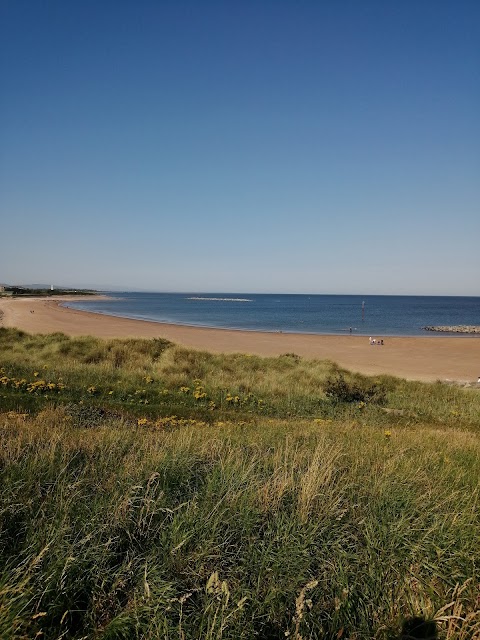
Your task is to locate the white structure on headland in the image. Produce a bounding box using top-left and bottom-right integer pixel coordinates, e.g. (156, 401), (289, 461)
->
(50, 285), (54, 291)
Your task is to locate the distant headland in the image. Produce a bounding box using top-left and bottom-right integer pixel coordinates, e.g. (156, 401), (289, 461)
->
(0, 285), (99, 297)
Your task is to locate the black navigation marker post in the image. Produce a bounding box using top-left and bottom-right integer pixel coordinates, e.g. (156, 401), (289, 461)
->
(362, 300), (365, 322)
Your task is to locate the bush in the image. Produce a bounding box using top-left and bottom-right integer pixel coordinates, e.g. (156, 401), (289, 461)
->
(324, 373), (387, 404)
(64, 403), (108, 428)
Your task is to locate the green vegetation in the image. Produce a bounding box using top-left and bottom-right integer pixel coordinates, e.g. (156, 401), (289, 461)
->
(0, 328), (479, 638)
(0, 286), (98, 297)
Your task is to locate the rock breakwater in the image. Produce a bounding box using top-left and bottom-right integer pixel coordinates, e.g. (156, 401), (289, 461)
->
(422, 325), (480, 334)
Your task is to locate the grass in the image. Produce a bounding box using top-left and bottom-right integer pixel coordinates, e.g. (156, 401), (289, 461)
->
(0, 328), (479, 639)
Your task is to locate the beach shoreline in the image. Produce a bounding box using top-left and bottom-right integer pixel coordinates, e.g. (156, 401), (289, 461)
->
(60, 301), (480, 339)
(1, 296), (479, 383)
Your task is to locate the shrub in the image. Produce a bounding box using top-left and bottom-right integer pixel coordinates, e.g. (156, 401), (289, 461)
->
(64, 403), (108, 428)
(324, 373), (387, 404)
(280, 352), (302, 362)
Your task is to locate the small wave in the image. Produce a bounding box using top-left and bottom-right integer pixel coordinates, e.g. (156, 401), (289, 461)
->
(187, 297), (252, 302)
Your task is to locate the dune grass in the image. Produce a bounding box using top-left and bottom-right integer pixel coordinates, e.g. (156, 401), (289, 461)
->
(0, 328), (479, 638)
(1, 328), (479, 430)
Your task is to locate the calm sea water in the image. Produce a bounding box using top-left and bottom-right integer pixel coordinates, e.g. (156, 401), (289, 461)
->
(64, 293), (480, 337)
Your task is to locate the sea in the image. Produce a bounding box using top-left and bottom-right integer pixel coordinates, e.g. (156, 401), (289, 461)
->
(63, 293), (480, 338)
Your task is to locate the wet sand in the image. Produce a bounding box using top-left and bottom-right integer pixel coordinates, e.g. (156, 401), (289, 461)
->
(1, 296), (479, 383)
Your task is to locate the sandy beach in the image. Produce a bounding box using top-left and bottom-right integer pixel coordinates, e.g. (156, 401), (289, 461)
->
(1, 296), (479, 383)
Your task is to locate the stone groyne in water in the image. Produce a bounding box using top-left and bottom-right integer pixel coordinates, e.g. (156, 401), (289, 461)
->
(422, 325), (480, 334)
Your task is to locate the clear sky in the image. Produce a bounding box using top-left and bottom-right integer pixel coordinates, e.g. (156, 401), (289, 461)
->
(1, 0), (479, 295)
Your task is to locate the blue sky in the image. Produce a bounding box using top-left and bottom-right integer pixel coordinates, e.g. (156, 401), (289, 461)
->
(1, 0), (479, 295)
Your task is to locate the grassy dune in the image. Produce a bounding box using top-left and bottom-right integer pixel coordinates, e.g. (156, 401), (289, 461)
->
(0, 328), (479, 639)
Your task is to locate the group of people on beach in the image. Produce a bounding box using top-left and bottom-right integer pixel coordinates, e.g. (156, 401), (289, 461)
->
(369, 337), (384, 346)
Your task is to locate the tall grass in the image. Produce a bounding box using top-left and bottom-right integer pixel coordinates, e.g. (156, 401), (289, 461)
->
(1, 412), (478, 638)
(0, 328), (479, 638)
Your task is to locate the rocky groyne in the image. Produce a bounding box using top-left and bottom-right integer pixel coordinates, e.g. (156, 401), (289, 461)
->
(422, 325), (480, 334)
